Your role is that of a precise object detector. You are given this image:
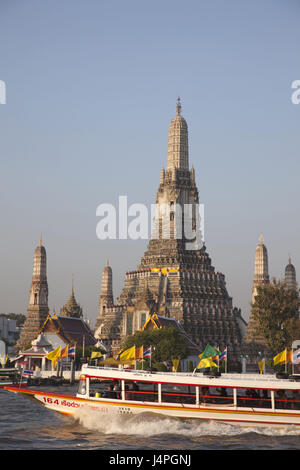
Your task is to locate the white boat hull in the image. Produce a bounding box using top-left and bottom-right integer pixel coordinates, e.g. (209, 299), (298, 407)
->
(7, 386), (300, 429)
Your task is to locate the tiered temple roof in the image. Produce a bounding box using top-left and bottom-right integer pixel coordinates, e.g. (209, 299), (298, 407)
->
(60, 285), (83, 318)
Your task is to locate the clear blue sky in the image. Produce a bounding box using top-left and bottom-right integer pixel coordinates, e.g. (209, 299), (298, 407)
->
(0, 0), (299, 326)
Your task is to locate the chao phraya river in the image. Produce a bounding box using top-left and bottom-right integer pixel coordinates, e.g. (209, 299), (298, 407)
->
(1, 384), (299, 451)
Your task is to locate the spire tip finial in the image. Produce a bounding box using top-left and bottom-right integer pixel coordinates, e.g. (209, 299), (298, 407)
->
(176, 96), (181, 115)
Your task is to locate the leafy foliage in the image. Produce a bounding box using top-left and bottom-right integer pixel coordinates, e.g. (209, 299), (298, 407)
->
(74, 345), (106, 367)
(251, 279), (300, 352)
(122, 327), (189, 362)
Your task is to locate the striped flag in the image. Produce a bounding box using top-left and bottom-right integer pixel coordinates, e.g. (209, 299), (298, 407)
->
(68, 345), (76, 358)
(143, 346), (151, 359)
(219, 347), (227, 361)
(293, 347), (300, 364)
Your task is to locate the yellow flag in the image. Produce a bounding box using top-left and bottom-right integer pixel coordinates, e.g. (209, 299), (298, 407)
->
(258, 359), (265, 374)
(91, 351), (102, 359)
(172, 359), (180, 372)
(46, 346), (61, 369)
(120, 346), (135, 361)
(273, 349), (287, 365)
(197, 357), (217, 369)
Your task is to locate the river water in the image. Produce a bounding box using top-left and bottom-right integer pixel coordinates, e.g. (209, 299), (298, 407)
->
(1, 385), (299, 454)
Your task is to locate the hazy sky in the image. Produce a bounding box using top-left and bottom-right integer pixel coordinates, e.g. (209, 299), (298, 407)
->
(0, 0), (299, 327)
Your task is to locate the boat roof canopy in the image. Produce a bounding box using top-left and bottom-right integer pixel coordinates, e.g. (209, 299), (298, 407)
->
(81, 365), (300, 391)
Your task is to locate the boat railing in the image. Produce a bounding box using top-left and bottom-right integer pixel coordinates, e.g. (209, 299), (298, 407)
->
(83, 364), (197, 379)
(82, 365), (287, 384)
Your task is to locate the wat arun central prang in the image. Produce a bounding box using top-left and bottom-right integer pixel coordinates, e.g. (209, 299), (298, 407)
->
(94, 98), (246, 362)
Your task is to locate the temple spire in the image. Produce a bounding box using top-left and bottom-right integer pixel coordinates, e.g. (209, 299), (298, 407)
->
(285, 256), (297, 290)
(60, 279), (83, 318)
(167, 97), (189, 170)
(244, 236), (270, 346)
(15, 240), (49, 351)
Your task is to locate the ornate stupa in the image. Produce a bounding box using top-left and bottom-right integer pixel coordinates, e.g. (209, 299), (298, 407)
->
(16, 236), (49, 351)
(60, 281), (83, 318)
(97, 99), (245, 360)
(94, 260), (123, 349)
(251, 235), (269, 304)
(285, 257), (297, 291)
(245, 235), (270, 346)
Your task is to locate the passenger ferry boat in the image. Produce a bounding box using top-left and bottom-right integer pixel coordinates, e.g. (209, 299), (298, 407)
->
(4, 364), (300, 428)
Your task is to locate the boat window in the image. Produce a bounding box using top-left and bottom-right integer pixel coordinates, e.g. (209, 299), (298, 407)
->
(203, 387), (233, 405)
(237, 388), (271, 409)
(77, 375), (87, 395)
(161, 384), (196, 405)
(88, 378), (106, 397)
(197, 386), (233, 405)
(90, 379), (121, 399)
(275, 389), (300, 410)
(125, 381), (158, 402)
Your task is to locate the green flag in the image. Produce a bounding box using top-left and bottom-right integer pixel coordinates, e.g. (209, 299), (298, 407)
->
(201, 344), (220, 359)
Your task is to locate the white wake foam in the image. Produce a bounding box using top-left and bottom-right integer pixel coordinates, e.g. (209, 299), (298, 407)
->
(73, 408), (300, 437)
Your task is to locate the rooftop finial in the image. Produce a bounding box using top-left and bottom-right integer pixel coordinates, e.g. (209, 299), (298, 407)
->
(176, 96), (182, 115)
(259, 234), (264, 245)
(40, 233), (43, 246)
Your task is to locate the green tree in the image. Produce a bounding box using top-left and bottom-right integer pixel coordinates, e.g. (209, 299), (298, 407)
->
(251, 279), (300, 352)
(122, 327), (188, 362)
(74, 345), (106, 368)
(0, 313), (26, 327)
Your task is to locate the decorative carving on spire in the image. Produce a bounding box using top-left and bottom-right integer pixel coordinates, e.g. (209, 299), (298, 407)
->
(251, 235), (269, 305)
(15, 241), (49, 351)
(160, 165), (165, 184)
(285, 255), (297, 290)
(167, 97), (189, 170)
